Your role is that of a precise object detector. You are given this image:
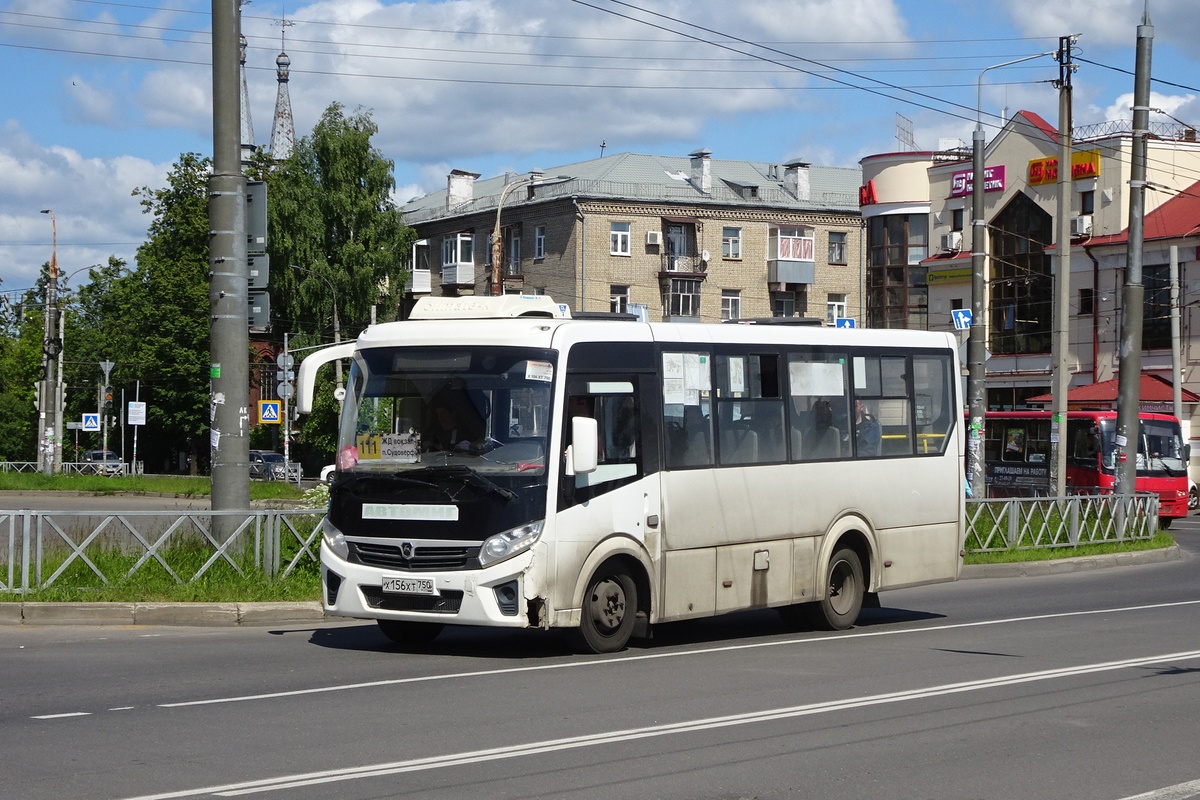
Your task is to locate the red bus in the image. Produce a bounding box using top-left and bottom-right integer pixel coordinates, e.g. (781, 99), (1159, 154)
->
(981, 410), (1190, 524)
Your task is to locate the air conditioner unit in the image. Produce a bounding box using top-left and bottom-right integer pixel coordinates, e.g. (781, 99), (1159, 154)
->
(667, 257), (690, 272)
(940, 231), (962, 252)
(1071, 215), (1093, 237)
(646, 231), (662, 246)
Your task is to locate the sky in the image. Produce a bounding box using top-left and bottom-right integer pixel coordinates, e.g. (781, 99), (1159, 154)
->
(3, 0), (1200, 296)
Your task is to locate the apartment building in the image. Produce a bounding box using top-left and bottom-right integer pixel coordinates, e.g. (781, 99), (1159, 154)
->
(860, 109), (1200, 450)
(400, 149), (863, 324)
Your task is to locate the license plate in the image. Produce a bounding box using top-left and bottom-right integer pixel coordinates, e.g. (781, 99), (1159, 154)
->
(381, 576), (438, 596)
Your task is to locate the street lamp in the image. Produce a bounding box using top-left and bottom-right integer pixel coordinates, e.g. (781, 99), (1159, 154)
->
(38, 209), (58, 476)
(288, 264), (342, 402)
(966, 52), (1055, 498)
(490, 178), (531, 296)
(54, 263), (105, 471)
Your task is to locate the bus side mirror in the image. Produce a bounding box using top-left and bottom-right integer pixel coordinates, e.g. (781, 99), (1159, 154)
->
(1184, 443), (1191, 462)
(568, 417), (598, 475)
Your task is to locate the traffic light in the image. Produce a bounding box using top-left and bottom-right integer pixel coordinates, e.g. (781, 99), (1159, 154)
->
(103, 386), (113, 411)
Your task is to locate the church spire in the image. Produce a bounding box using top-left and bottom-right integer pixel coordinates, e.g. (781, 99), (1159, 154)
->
(239, 33), (256, 166)
(269, 17), (296, 160)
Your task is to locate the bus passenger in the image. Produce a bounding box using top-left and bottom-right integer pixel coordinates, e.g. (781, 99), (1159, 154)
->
(804, 399), (840, 459)
(855, 399), (881, 456)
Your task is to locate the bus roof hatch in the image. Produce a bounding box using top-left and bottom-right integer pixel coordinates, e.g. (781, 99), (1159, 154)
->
(408, 295), (571, 320)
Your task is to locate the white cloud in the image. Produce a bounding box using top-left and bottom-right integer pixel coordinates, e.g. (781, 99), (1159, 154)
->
(0, 122), (165, 290)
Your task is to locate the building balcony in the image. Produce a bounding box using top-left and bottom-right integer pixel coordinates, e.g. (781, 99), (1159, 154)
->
(660, 254), (706, 274)
(441, 263), (475, 285)
(768, 259), (815, 284)
(405, 268), (432, 294)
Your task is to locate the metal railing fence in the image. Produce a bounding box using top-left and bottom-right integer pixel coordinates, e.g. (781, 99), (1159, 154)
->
(964, 493), (1159, 552)
(1, 508), (327, 594)
(0, 492), (1161, 594)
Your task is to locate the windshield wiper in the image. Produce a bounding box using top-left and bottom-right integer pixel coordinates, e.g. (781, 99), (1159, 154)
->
(408, 465), (517, 501)
(335, 473), (453, 500)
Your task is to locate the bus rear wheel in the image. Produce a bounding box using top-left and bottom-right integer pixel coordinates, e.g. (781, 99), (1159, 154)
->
(377, 620), (444, 646)
(805, 547), (864, 631)
(576, 562), (637, 654)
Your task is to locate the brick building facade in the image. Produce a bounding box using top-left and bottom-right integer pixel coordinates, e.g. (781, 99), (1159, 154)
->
(401, 150), (863, 325)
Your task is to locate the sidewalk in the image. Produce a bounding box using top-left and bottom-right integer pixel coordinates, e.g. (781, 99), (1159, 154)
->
(0, 546), (1183, 628)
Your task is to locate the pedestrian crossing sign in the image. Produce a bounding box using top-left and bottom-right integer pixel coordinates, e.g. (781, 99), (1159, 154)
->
(259, 400), (282, 425)
(82, 413), (100, 432)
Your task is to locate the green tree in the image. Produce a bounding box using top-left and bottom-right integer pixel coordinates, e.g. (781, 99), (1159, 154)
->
(130, 152), (213, 474)
(60, 257), (141, 462)
(266, 104), (413, 469)
(0, 282), (46, 460)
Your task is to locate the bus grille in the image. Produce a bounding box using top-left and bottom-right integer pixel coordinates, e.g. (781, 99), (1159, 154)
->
(361, 587), (464, 614)
(350, 542), (478, 571)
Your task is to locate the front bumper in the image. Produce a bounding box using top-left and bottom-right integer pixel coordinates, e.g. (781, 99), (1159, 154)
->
(321, 544), (538, 628)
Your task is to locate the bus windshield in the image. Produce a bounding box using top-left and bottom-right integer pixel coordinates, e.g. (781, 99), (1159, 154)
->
(336, 346), (557, 478)
(1098, 417), (1188, 476)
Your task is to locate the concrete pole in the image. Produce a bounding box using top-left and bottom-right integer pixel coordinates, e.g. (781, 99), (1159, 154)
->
(1115, 5), (1153, 497)
(1050, 36), (1075, 497)
(39, 209), (58, 476)
(967, 125), (987, 498)
(210, 0), (251, 525)
(967, 51), (1054, 498)
(1170, 245), (1182, 423)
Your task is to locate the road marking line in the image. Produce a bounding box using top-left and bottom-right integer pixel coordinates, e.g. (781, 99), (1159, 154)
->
(31, 712), (91, 720)
(158, 599), (1200, 709)
(1117, 778), (1200, 799)
(119, 648), (1200, 799)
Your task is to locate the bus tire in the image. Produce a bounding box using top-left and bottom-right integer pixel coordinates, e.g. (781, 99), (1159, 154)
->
(576, 561), (637, 654)
(805, 546), (864, 631)
(377, 619), (444, 646)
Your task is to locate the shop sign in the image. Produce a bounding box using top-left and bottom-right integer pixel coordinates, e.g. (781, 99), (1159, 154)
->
(1028, 149), (1102, 186)
(949, 165), (1006, 198)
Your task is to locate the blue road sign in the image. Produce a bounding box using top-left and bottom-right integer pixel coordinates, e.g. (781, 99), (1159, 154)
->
(82, 413), (100, 432)
(835, 317), (856, 328)
(951, 309), (973, 330)
(259, 400), (281, 425)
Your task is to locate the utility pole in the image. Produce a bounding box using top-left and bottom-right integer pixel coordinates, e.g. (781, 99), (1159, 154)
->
(967, 50), (1056, 498)
(210, 0), (251, 529)
(100, 359), (114, 459)
(1115, 3), (1154, 497)
(1050, 35), (1077, 497)
(39, 209), (58, 476)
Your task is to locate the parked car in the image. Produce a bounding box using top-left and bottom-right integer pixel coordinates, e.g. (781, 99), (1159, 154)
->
(320, 464), (336, 484)
(249, 450), (287, 481)
(82, 449), (123, 476)
(1190, 479), (1198, 511)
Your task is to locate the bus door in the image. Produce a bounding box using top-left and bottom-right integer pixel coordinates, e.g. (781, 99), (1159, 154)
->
(557, 373), (661, 556)
(1066, 418), (1103, 489)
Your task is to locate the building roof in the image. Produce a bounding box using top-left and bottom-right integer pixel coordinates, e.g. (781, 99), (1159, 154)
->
(401, 151), (863, 224)
(1025, 373), (1200, 406)
(1083, 177), (1200, 246)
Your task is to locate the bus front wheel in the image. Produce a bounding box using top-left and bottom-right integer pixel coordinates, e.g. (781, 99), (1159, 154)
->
(577, 562), (637, 654)
(377, 619), (444, 647)
(805, 547), (864, 631)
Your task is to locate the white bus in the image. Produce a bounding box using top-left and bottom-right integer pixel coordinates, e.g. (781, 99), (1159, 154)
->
(297, 295), (963, 653)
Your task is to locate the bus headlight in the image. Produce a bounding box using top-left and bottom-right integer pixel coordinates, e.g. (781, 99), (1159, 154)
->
(479, 520), (544, 567)
(322, 525), (350, 560)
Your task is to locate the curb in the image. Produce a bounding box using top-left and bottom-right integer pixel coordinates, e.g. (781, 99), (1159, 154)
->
(960, 544), (1183, 579)
(0, 601), (327, 627)
(1, 548), (1185, 627)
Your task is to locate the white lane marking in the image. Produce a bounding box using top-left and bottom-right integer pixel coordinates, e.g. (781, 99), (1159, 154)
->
(119, 648), (1200, 799)
(1117, 779), (1200, 800)
(159, 599), (1200, 709)
(31, 712), (91, 720)
(109, 706), (136, 711)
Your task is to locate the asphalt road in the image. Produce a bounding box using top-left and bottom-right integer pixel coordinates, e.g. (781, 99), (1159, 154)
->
(4, 520), (1200, 800)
